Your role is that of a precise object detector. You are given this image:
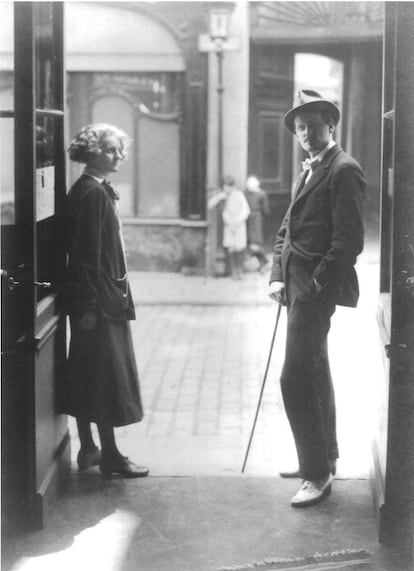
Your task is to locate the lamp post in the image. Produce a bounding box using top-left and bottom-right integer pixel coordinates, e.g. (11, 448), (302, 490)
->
(207, 2), (235, 188)
(199, 2), (236, 275)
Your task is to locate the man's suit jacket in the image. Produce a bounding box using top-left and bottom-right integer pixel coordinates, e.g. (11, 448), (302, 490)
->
(270, 144), (366, 307)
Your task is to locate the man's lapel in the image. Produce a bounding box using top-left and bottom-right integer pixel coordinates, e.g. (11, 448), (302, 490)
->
(293, 144), (341, 205)
(292, 170), (308, 200)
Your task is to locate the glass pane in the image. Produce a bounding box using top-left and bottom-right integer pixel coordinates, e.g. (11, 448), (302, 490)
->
(36, 115), (59, 300)
(34, 2), (60, 109)
(0, 116), (15, 224)
(138, 117), (180, 217)
(91, 96), (135, 217)
(381, 117), (394, 293)
(69, 71), (184, 217)
(0, 4), (14, 224)
(0, 3), (14, 100)
(91, 72), (183, 114)
(36, 115), (55, 169)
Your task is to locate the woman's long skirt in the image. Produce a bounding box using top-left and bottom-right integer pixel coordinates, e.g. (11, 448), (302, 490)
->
(63, 315), (143, 426)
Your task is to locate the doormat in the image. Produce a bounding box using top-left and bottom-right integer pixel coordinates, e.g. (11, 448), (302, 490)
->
(216, 549), (374, 571)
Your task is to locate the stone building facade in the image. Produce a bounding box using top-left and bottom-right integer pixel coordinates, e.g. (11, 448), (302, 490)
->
(64, 2), (385, 272)
(0, 1), (384, 272)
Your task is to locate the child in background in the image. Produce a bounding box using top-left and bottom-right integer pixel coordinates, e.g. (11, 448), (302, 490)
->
(244, 175), (269, 272)
(208, 175), (250, 280)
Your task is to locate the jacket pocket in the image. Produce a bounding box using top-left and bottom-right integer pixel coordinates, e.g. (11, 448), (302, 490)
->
(99, 273), (129, 318)
(288, 257), (319, 303)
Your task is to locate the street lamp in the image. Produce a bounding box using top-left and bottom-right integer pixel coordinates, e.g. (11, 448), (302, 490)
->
(199, 2), (236, 275)
(207, 2), (235, 188)
(208, 2), (234, 40)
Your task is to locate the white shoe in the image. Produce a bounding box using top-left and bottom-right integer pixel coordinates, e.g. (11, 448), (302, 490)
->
(291, 473), (334, 507)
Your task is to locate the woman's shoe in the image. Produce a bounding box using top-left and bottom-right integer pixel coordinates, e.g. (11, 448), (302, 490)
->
(77, 447), (101, 471)
(100, 456), (149, 479)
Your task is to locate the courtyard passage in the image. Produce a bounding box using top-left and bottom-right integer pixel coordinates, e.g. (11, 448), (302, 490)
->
(69, 248), (380, 480)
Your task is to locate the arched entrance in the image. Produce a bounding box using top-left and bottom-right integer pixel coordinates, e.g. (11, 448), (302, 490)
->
(65, 3), (185, 220)
(248, 2), (383, 248)
(64, 3), (208, 272)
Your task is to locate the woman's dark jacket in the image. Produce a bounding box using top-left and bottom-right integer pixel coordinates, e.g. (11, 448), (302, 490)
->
(66, 175), (135, 320)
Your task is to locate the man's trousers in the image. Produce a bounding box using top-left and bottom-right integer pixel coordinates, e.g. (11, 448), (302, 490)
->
(281, 255), (338, 481)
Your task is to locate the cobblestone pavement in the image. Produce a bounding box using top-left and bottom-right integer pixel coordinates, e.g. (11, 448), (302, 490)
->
(125, 302), (290, 476)
(110, 272), (291, 477)
(69, 248), (380, 479)
(133, 304), (281, 438)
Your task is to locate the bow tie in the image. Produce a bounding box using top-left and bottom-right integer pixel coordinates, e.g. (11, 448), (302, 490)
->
(103, 180), (120, 201)
(301, 158), (320, 172)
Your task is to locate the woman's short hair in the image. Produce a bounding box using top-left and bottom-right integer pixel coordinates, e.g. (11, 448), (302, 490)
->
(68, 123), (131, 163)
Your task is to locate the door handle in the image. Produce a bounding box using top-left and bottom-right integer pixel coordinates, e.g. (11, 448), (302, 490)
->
(405, 275), (414, 292)
(2, 270), (52, 290)
(1, 270), (22, 291)
(9, 276), (22, 290)
(34, 281), (52, 289)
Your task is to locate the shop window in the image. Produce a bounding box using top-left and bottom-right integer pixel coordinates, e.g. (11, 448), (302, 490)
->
(138, 115), (180, 217)
(69, 72), (184, 219)
(92, 96), (135, 217)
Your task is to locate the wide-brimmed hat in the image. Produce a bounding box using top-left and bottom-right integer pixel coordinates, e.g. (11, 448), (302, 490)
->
(283, 90), (340, 133)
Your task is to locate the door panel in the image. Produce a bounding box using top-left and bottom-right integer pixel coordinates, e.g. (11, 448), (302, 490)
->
(1, 2), (70, 533)
(248, 44), (294, 248)
(374, 3), (414, 555)
(33, 2), (69, 529)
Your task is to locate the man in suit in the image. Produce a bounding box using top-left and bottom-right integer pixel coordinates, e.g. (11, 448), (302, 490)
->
(268, 90), (366, 507)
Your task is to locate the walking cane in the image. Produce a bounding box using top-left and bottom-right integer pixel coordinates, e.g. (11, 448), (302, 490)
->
(241, 303), (282, 473)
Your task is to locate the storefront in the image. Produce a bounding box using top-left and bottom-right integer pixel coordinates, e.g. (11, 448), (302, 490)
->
(65, 2), (209, 271)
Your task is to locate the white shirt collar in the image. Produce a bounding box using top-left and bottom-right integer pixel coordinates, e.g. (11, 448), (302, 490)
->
(311, 140), (336, 164)
(83, 166), (106, 183)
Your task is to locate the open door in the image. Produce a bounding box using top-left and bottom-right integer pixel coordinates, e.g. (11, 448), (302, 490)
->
(1, 2), (69, 533)
(373, 2), (414, 555)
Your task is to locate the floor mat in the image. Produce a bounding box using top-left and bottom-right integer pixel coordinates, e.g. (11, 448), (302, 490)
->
(217, 549), (374, 570)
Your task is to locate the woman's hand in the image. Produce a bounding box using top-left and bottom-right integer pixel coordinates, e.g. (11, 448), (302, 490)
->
(78, 311), (97, 330)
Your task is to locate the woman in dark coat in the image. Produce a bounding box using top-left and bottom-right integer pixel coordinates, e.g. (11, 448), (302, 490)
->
(244, 175), (269, 271)
(65, 123), (148, 479)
